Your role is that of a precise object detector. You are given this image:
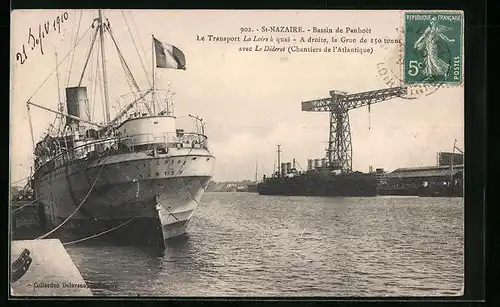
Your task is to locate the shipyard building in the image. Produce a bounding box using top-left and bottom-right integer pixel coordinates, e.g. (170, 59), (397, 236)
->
(377, 152), (464, 197)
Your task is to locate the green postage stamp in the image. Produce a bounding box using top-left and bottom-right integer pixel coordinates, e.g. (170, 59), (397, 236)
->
(404, 12), (463, 85)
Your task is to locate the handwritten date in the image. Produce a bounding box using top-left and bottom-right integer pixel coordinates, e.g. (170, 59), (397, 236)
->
(16, 11), (69, 65)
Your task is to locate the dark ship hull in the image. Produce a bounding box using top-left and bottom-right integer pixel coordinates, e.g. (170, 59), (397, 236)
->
(257, 172), (378, 197)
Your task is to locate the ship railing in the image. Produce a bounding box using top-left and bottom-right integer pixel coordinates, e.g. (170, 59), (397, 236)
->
(34, 131), (208, 177)
(122, 132), (208, 152)
(111, 89), (175, 125)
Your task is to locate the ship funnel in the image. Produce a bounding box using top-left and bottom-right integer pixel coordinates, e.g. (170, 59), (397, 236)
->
(66, 87), (90, 127)
(314, 159), (320, 169)
(281, 163), (287, 177)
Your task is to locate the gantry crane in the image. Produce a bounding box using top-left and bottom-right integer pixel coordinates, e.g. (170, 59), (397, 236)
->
(301, 86), (407, 173)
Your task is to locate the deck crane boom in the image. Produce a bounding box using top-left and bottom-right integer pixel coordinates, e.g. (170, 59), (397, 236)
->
(301, 86), (407, 173)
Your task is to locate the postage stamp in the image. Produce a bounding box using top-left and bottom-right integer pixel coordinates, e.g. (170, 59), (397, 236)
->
(403, 12), (463, 85)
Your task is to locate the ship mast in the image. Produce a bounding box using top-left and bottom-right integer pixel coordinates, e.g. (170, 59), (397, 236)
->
(450, 140), (455, 185)
(277, 144), (281, 178)
(152, 35), (156, 114)
(255, 160), (258, 182)
(55, 51), (64, 133)
(98, 10), (111, 124)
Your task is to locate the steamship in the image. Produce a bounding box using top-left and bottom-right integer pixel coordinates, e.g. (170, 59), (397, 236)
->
(27, 10), (214, 246)
(257, 147), (378, 197)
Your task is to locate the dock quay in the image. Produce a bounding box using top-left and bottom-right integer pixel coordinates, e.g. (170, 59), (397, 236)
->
(376, 164), (464, 197)
(10, 201), (92, 297)
(11, 199), (42, 240)
(10, 239), (92, 296)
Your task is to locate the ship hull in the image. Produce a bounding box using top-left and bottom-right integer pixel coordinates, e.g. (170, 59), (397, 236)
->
(34, 149), (214, 246)
(257, 172), (378, 197)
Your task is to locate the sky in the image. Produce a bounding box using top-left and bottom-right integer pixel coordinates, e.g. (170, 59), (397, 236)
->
(10, 10), (464, 184)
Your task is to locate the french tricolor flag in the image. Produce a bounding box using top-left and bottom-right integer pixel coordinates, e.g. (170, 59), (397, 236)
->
(153, 37), (186, 70)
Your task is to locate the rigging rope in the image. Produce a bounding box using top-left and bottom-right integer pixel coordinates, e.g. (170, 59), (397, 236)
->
(66, 10), (83, 87)
(35, 157), (107, 240)
(121, 10), (152, 87)
(129, 12), (150, 70)
(91, 49), (100, 120)
(54, 51), (63, 134)
(27, 104), (36, 151)
(295, 160), (304, 172)
(64, 10), (77, 86)
(105, 24), (141, 93)
(11, 175), (32, 186)
(77, 28), (100, 87)
(97, 55), (105, 122)
(103, 22), (153, 116)
(27, 24), (93, 102)
(11, 198), (40, 213)
(120, 54), (136, 94)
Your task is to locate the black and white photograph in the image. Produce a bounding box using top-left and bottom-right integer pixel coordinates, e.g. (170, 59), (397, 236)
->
(10, 9), (465, 297)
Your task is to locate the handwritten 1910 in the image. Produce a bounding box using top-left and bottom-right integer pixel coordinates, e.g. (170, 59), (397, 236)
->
(16, 11), (69, 65)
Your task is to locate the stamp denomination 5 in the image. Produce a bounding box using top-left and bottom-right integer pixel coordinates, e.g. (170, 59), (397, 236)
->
(404, 12), (463, 85)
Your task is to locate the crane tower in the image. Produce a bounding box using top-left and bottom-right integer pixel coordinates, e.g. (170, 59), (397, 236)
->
(301, 86), (407, 173)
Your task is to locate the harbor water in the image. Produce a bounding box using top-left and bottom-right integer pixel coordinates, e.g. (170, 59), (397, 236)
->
(62, 192), (463, 296)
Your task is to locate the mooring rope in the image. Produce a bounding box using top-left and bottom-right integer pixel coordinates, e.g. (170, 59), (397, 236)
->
(11, 198), (40, 213)
(156, 199), (180, 223)
(62, 215), (138, 246)
(36, 162), (106, 240)
(61, 182), (157, 245)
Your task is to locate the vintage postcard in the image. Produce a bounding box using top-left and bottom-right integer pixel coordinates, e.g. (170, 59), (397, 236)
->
(10, 10), (464, 297)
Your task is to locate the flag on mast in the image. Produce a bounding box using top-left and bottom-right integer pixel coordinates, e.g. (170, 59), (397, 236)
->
(453, 139), (464, 154)
(153, 37), (186, 70)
